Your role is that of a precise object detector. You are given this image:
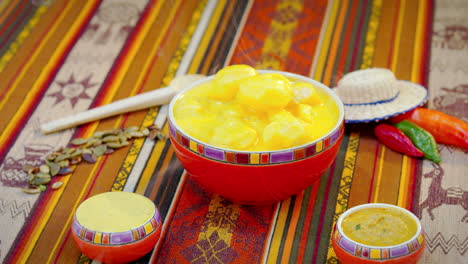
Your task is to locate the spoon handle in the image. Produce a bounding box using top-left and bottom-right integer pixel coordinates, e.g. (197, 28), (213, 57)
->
(40, 87), (174, 134)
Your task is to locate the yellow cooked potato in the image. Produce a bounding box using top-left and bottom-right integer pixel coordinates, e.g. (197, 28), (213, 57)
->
(263, 110), (306, 149)
(236, 73), (292, 112)
(209, 64), (257, 100)
(209, 119), (258, 150)
(291, 82), (322, 105)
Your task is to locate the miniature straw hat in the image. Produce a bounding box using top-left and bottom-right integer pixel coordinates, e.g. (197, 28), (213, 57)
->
(333, 68), (428, 123)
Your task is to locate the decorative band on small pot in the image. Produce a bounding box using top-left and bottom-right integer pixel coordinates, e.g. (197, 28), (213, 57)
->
(333, 228), (425, 261)
(72, 209), (161, 246)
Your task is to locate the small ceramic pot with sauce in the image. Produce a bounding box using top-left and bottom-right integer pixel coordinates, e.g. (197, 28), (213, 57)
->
(71, 192), (162, 264)
(332, 203), (425, 264)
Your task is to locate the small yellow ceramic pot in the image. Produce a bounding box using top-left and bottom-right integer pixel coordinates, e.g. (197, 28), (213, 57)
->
(71, 192), (162, 264)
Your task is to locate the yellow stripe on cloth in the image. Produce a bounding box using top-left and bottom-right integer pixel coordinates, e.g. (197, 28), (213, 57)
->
(134, 0), (209, 194)
(187, 0), (227, 74)
(0, 5), (49, 73)
(412, 0), (427, 84)
(266, 198), (291, 263)
(325, 132), (360, 261)
(311, 0), (340, 80)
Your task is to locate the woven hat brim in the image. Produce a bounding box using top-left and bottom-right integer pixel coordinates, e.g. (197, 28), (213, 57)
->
(341, 80), (429, 123)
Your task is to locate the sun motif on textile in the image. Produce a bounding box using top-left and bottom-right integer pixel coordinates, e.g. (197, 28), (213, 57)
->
(48, 74), (97, 108)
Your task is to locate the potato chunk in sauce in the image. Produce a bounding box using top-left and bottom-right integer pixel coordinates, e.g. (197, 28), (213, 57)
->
(341, 207), (418, 247)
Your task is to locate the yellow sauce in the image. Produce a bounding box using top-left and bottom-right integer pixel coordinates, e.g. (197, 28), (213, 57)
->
(341, 207), (418, 247)
(173, 65), (340, 151)
(75, 192), (155, 233)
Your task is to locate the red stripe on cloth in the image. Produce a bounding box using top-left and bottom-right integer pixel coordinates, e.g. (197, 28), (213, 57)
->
(0, 0), (28, 36)
(421, 0), (434, 86)
(386, 0), (401, 68)
(334, 1), (358, 82)
(349, 0), (369, 71)
(0, 3), (34, 49)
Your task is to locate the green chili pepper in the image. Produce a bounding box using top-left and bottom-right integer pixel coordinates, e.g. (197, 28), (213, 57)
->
(394, 120), (441, 163)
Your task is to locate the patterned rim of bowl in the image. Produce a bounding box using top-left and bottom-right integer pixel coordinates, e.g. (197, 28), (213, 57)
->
(168, 70), (345, 165)
(72, 207), (161, 246)
(333, 203), (424, 261)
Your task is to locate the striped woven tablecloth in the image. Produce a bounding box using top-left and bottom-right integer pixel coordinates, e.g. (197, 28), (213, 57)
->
(0, 0), (466, 263)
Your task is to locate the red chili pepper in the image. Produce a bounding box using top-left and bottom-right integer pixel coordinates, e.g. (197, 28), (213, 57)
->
(391, 108), (468, 149)
(374, 124), (424, 157)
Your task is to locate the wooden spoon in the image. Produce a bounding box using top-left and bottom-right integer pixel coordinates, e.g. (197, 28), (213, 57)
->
(41, 74), (205, 134)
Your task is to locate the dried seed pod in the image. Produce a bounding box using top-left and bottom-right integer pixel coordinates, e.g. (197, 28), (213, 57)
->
(51, 181), (64, 190)
(55, 154), (71, 162)
(102, 135), (119, 142)
(58, 166), (74, 175)
(105, 148), (115, 154)
(82, 148), (93, 154)
(59, 160), (70, 168)
(40, 165), (50, 174)
(70, 149), (83, 158)
(85, 138), (98, 147)
(148, 129), (159, 140)
(22, 186), (42, 194)
(106, 142), (122, 149)
(129, 131), (144, 138)
(82, 153), (97, 163)
(125, 126), (139, 133)
(46, 153), (58, 161)
(92, 131), (106, 138)
(36, 172), (51, 179)
(141, 128), (150, 136)
(31, 176), (51, 185)
(118, 135), (127, 143)
(92, 140), (103, 147)
(49, 163), (60, 176)
(93, 145), (107, 157)
(71, 138), (87, 145)
(70, 156), (82, 165)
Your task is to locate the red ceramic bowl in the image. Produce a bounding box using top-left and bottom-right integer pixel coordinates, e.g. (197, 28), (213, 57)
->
(168, 70), (345, 205)
(332, 203), (425, 264)
(71, 192), (162, 264)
